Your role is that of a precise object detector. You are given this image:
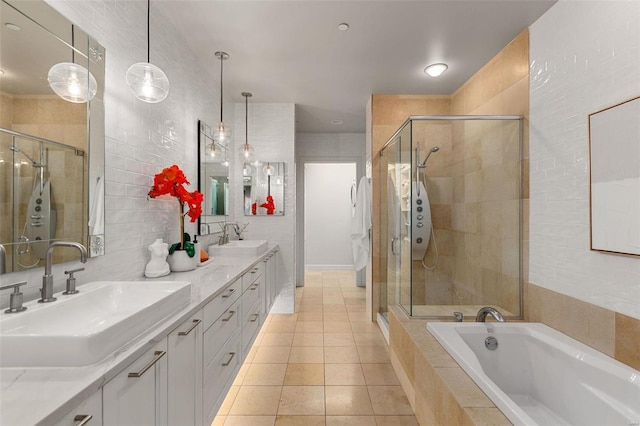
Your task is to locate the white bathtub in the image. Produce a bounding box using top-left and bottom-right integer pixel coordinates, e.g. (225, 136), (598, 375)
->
(427, 322), (640, 426)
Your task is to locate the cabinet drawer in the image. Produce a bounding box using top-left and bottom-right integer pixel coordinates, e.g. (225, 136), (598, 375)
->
(241, 266), (261, 292)
(203, 331), (242, 421)
(242, 277), (261, 314)
(203, 299), (240, 367)
(242, 297), (262, 354)
(203, 279), (241, 331)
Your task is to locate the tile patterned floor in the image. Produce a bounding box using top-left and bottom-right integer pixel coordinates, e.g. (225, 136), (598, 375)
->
(213, 270), (418, 426)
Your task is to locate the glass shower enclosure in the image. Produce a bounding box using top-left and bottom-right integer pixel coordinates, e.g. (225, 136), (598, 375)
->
(378, 116), (523, 320)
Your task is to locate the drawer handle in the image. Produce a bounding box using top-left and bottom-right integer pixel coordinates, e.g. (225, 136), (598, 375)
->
(250, 313), (259, 322)
(250, 269), (257, 274)
(221, 288), (236, 299)
(178, 319), (201, 336)
(222, 352), (236, 367)
(262, 260), (268, 263)
(222, 310), (236, 322)
(128, 351), (166, 378)
(249, 284), (259, 291)
(73, 414), (93, 426)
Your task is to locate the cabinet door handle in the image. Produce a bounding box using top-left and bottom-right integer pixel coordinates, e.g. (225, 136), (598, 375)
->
(249, 284), (259, 291)
(221, 288), (235, 299)
(128, 350), (166, 378)
(250, 313), (259, 322)
(221, 352), (236, 367)
(178, 319), (201, 336)
(73, 414), (93, 426)
(222, 310), (236, 322)
(250, 268), (258, 274)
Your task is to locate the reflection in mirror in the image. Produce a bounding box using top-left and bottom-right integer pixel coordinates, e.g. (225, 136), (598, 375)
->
(0, 0), (106, 274)
(243, 162), (285, 216)
(197, 120), (229, 235)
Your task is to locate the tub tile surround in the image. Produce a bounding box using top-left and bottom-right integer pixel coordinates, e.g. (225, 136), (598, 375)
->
(0, 249), (278, 425)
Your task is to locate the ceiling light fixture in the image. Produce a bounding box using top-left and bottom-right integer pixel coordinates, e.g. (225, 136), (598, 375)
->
(126, 0), (169, 103)
(47, 24), (97, 103)
(424, 63), (448, 78)
(213, 51), (232, 143)
(337, 23), (349, 31)
(240, 92), (254, 160)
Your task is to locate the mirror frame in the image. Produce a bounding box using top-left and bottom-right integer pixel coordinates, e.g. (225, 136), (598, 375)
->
(243, 161), (286, 216)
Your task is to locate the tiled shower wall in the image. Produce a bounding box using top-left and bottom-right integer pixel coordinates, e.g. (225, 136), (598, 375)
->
(0, 0), (223, 305)
(528, 0), (639, 368)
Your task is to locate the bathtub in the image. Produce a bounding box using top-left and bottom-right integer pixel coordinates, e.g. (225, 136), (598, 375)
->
(427, 322), (640, 426)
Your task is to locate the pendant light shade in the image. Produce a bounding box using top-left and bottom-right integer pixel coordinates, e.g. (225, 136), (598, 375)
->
(240, 92), (254, 160)
(48, 62), (97, 103)
(214, 51), (231, 143)
(126, 0), (169, 103)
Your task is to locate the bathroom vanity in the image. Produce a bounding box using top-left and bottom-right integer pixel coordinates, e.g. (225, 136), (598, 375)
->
(0, 246), (282, 425)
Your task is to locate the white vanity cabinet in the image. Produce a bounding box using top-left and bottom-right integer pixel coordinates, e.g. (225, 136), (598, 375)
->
(242, 263), (264, 354)
(103, 339), (168, 426)
(168, 310), (203, 426)
(52, 389), (102, 426)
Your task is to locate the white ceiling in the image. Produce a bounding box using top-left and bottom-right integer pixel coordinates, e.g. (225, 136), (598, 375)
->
(160, 1), (557, 133)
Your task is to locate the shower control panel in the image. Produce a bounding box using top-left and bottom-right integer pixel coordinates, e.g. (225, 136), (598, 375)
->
(412, 182), (431, 261)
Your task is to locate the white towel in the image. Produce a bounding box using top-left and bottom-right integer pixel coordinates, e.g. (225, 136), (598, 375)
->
(351, 176), (371, 271)
(89, 176), (104, 235)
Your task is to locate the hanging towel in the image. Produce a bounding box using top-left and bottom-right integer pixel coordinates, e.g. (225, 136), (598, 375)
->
(351, 176), (371, 271)
(89, 176), (104, 235)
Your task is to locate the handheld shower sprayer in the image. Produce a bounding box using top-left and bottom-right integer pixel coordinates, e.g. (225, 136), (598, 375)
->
(419, 146), (440, 168)
(415, 145), (440, 197)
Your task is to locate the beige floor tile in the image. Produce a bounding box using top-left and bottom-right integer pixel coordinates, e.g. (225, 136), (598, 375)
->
(284, 363), (325, 385)
(223, 416), (276, 426)
(353, 332), (386, 347)
(297, 312), (323, 322)
(324, 346), (361, 364)
(357, 346), (390, 364)
(233, 363), (250, 386)
(253, 346), (291, 364)
(292, 332), (324, 347)
(243, 363), (287, 386)
(275, 415), (325, 426)
(295, 321), (324, 333)
(218, 385), (240, 415)
(325, 386), (374, 415)
(323, 304), (347, 313)
(350, 322), (381, 333)
(245, 345), (259, 363)
(212, 415), (226, 426)
(298, 303), (323, 313)
(228, 386), (282, 415)
(323, 298), (346, 306)
(260, 333), (294, 347)
(345, 304), (366, 313)
(278, 386), (325, 415)
(367, 386), (414, 415)
(323, 322), (352, 333)
(362, 364), (401, 386)
(325, 363), (366, 385)
(348, 311), (370, 322)
(374, 415), (419, 425)
(324, 333), (355, 347)
(288, 346), (325, 363)
(270, 314), (298, 322)
(325, 416), (376, 426)
(266, 321), (298, 333)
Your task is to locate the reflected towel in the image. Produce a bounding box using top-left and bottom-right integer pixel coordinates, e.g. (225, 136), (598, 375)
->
(89, 176), (104, 235)
(351, 176), (371, 271)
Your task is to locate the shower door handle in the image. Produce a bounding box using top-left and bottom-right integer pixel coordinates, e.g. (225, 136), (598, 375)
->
(391, 238), (400, 256)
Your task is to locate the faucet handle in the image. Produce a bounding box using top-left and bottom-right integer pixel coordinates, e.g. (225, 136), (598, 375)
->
(453, 312), (464, 322)
(0, 281), (28, 313)
(63, 268), (84, 295)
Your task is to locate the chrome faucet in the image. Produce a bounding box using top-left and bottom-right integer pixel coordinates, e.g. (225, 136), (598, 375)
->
(0, 244), (6, 274)
(218, 222), (239, 246)
(475, 306), (505, 323)
(40, 242), (88, 303)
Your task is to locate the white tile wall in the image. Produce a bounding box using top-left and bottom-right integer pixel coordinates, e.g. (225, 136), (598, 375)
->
(231, 102), (296, 313)
(529, 0), (640, 319)
(0, 0), (228, 306)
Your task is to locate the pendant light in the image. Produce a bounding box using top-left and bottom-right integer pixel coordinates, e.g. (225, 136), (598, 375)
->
(48, 25), (97, 103)
(213, 52), (231, 143)
(240, 92), (254, 160)
(126, 0), (169, 103)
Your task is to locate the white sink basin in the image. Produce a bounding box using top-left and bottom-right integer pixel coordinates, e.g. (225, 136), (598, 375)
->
(209, 240), (268, 256)
(0, 280), (191, 368)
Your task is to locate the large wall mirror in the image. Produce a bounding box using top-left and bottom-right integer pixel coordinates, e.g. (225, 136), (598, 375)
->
(0, 0), (106, 274)
(243, 162), (285, 216)
(197, 120), (229, 235)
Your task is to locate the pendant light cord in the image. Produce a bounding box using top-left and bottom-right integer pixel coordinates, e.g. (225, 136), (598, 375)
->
(146, 0), (150, 63)
(71, 25), (75, 63)
(220, 55), (224, 122)
(245, 94), (248, 149)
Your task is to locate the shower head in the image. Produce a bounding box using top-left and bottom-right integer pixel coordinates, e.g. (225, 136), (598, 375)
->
(10, 147), (44, 168)
(418, 146), (440, 167)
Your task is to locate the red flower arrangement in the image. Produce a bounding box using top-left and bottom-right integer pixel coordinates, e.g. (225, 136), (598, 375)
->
(148, 165), (203, 254)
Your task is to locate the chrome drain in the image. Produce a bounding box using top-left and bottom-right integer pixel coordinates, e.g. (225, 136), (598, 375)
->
(485, 336), (498, 350)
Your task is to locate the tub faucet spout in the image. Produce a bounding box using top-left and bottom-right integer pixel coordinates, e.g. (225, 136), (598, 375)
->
(475, 306), (505, 322)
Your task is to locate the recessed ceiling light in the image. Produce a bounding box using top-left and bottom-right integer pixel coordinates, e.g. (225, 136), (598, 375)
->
(424, 63), (448, 78)
(331, 119), (343, 125)
(5, 23), (21, 31)
(337, 23), (349, 31)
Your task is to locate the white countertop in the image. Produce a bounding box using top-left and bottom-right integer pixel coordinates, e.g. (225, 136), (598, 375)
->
(0, 248), (276, 426)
